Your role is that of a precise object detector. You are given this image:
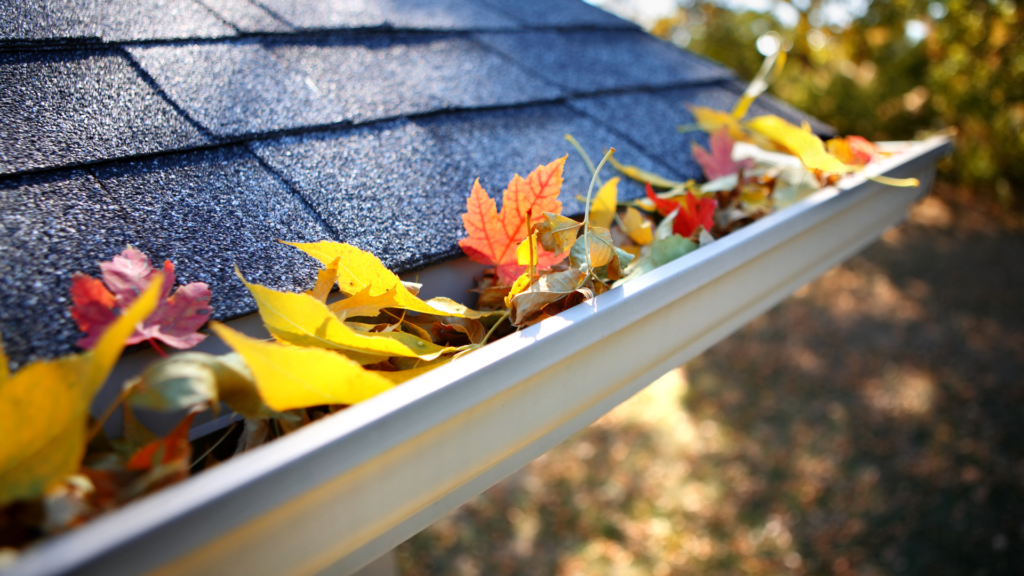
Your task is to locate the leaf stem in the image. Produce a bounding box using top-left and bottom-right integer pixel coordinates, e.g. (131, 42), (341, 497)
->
(565, 134), (603, 188)
(87, 385), (133, 443)
(190, 419), (239, 470)
(148, 338), (168, 359)
(583, 148), (616, 274)
(480, 310), (510, 346)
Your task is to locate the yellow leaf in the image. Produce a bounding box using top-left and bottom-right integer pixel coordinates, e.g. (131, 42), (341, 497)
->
(379, 357), (453, 385)
(621, 207), (653, 245)
(328, 285), (401, 320)
(589, 177), (619, 229)
(211, 323), (393, 411)
(284, 241), (460, 317)
(0, 278), (163, 506)
(746, 115), (858, 174)
(239, 273), (453, 362)
(504, 272), (532, 308)
(304, 257), (340, 303)
(688, 106), (748, 141)
(515, 233), (538, 267)
(607, 156), (685, 189)
(423, 297), (504, 320)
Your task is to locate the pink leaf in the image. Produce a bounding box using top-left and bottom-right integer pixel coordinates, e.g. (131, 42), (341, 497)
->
(691, 127), (753, 181)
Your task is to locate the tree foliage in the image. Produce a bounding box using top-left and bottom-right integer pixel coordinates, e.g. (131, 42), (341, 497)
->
(652, 0), (1023, 206)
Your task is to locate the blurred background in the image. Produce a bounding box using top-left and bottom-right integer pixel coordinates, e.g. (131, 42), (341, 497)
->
(397, 1), (1024, 574)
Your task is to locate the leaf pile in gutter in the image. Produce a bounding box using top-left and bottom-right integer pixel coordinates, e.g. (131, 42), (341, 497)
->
(0, 48), (920, 561)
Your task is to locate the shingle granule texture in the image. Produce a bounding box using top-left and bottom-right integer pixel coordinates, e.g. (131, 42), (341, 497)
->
(477, 0), (635, 28)
(129, 35), (562, 137)
(0, 170), (130, 368)
(0, 1), (96, 43)
(196, 0), (293, 33)
(257, 0), (518, 31)
(0, 0), (836, 363)
(0, 50), (211, 176)
(83, 0), (237, 41)
(250, 104), (679, 272)
(90, 146), (332, 323)
(474, 30), (732, 94)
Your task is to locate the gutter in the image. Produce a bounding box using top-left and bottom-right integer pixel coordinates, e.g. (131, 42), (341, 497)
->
(5, 136), (952, 576)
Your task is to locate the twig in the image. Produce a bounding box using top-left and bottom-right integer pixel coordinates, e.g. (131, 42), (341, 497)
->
(190, 420), (239, 470)
(86, 386), (132, 443)
(583, 148), (616, 276)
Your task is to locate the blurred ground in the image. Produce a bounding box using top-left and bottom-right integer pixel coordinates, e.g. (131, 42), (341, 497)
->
(396, 185), (1024, 575)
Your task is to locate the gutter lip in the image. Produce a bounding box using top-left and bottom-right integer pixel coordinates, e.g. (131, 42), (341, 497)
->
(5, 135), (952, 576)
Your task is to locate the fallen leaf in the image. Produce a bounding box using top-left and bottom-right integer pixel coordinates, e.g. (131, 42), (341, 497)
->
(0, 280), (163, 506)
(239, 273), (453, 362)
(328, 285), (403, 320)
(621, 207), (653, 245)
(692, 128), (753, 180)
(589, 177), (619, 229)
(211, 323), (394, 411)
(71, 247), (212, 350)
(285, 241), (455, 317)
(533, 213), (583, 255)
(458, 157), (569, 284)
(645, 184), (716, 238)
(423, 297), (504, 320)
(378, 358), (453, 385)
(504, 272), (533, 308)
(747, 115), (858, 174)
(305, 257), (340, 303)
(126, 413), (195, 472)
(687, 106), (748, 141)
(234, 418), (271, 455)
(569, 227), (633, 279)
(516, 232), (539, 267)
(509, 269), (587, 326)
(126, 354), (220, 414)
(607, 155), (685, 189)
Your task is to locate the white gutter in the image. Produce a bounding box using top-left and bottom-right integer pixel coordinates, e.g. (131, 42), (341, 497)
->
(5, 136), (952, 576)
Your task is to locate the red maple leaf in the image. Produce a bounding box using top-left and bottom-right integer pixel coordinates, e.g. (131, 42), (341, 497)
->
(459, 156), (570, 284)
(70, 247), (212, 350)
(691, 127), (754, 181)
(645, 184), (717, 239)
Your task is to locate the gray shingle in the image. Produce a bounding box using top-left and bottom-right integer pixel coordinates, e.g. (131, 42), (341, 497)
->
(91, 146), (332, 321)
(474, 30), (732, 95)
(0, 50), (211, 176)
(85, 0), (237, 41)
(249, 104), (679, 273)
(0, 170), (129, 367)
(256, 0), (517, 31)
(196, 0), (292, 33)
(477, 0), (634, 28)
(130, 36), (562, 137)
(0, 1), (96, 44)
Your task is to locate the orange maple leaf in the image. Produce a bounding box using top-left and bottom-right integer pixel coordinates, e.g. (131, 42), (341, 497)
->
(459, 156), (570, 284)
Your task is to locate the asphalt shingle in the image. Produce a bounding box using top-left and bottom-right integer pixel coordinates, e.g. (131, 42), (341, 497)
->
(91, 146), (332, 321)
(0, 1), (96, 44)
(196, 0), (293, 33)
(86, 0), (237, 41)
(477, 0), (635, 28)
(130, 35), (562, 137)
(0, 50), (211, 176)
(256, 0), (518, 31)
(250, 104), (679, 272)
(0, 170), (129, 367)
(474, 30), (732, 94)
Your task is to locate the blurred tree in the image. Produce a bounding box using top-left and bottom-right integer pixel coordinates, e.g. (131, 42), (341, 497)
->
(650, 0), (1023, 206)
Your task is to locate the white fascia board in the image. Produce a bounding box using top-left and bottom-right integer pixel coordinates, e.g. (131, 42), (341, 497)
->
(6, 137), (951, 576)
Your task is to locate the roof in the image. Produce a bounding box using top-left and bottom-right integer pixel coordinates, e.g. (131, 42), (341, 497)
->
(0, 0), (831, 367)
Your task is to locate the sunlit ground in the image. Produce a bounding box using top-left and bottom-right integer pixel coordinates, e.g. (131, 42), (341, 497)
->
(397, 186), (1024, 575)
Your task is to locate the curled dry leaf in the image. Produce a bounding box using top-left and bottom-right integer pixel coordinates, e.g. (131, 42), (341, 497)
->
(533, 212), (582, 255)
(509, 268), (587, 327)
